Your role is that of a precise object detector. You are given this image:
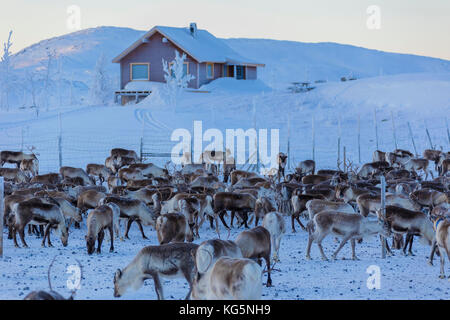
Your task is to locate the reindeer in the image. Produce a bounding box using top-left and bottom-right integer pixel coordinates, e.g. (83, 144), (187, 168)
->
(429, 216), (450, 279)
(382, 205), (435, 256)
(254, 197), (276, 226)
(85, 203), (120, 254)
(277, 152), (288, 182)
(385, 151), (411, 167)
(423, 149), (442, 171)
(306, 199), (355, 220)
(110, 148), (139, 162)
(100, 196), (158, 240)
(403, 158), (431, 180)
(105, 155), (121, 174)
(1, 150), (37, 167)
(372, 150), (386, 162)
(230, 170), (260, 185)
(410, 188), (448, 210)
(301, 174), (330, 185)
(190, 257), (262, 300)
(20, 158), (39, 178)
(296, 160), (315, 176)
(233, 177), (267, 189)
(118, 167), (146, 182)
(128, 162), (168, 179)
(290, 194), (325, 232)
(86, 163), (112, 184)
(262, 212), (286, 263)
(356, 193), (420, 217)
(155, 200), (194, 244)
(235, 226), (272, 287)
(306, 210), (391, 261)
(438, 157), (450, 176)
(113, 243), (199, 300)
(358, 161), (390, 179)
(31, 173), (61, 185)
(11, 198), (69, 248)
(60, 166), (94, 186)
(0, 168), (28, 183)
(43, 197), (82, 227)
(77, 189), (106, 214)
(213, 192), (256, 232)
(193, 239), (243, 276)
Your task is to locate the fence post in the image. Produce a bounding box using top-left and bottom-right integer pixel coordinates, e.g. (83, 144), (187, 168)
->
(380, 175), (387, 259)
(337, 116), (341, 169)
(287, 114), (291, 170)
(425, 126), (434, 150)
(446, 118), (450, 145)
(407, 122), (418, 156)
(357, 114), (361, 164)
(374, 108), (379, 150)
(20, 127), (24, 152)
(391, 111), (398, 150)
(0, 177), (4, 258)
(312, 116), (315, 162)
(58, 113), (62, 168)
(343, 146), (346, 173)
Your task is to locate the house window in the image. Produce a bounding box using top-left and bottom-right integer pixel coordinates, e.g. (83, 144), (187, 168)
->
(223, 65), (227, 77)
(207, 63), (214, 79)
(130, 63), (149, 80)
(169, 62), (189, 77)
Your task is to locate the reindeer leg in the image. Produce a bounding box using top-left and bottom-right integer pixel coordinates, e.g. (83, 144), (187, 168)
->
(27, 225), (32, 235)
(152, 273), (164, 300)
(136, 221), (148, 240)
(97, 229), (105, 254)
(306, 232), (314, 260)
(408, 235), (415, 256)
(315, 233), (329, 261)
(428, 240), (437, 265)
(219, 210), (230, 230)
(41, 225), (51, 247)
(291, 215), (297, 233)
(108, 226), (115, 253)
(18, 226), (29, 248)
(13, 226), (20, 248)
(295, 215), (306, 231)
(182, 267), (194, 300)
(230, 211), (235, 228)
(438, 246), (446, 279)
(47, 227), (53, 247)
(402, 233), (411, 256)
(124, 219), (133, 239)
(331, 235), (352, 260)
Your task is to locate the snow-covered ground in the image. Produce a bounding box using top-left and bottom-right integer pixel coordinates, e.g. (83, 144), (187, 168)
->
(0, 71), (449, 299)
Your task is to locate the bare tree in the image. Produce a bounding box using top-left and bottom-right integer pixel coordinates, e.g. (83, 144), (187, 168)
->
(1, 30), (13, 111)
(162, 50), (195, 106)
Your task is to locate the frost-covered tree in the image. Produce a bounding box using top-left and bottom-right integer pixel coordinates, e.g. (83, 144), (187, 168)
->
(0, 30), (13, 111)
(89, 53), (111, 105)
(162, 50), (195, 106)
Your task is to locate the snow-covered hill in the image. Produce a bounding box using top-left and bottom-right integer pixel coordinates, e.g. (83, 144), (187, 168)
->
(8, 26), (450, 99)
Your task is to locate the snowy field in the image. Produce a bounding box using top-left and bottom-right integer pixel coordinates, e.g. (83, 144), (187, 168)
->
(0, 73), (450, 300)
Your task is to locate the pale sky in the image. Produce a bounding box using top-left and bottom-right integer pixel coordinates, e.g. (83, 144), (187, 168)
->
(1, 0), (449, 60)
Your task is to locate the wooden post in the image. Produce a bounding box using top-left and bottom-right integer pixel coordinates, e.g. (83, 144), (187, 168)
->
(391, 111), (398, 150)
(380, 175), (387, 259)
(0, 177), (4, 258)
(343, 146), (347, 173)
(357, 114), (361, 164)
(446, 118), (450, 145)
(407, 122), (418, 156)
(337, 116), (341, 169)
(58, 113), (62, 168)
(374, 109), (379, 150)
(312, 116), (315, 162)
(425, 127), (434, 150)
(287, 114), (291, 170)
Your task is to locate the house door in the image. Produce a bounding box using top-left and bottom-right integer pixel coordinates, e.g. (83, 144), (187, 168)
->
(236, 65), (245, 80)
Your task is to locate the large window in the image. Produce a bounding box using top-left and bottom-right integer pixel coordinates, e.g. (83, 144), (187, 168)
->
(130, 63), (149, 80)
(207, 63), (214, 79)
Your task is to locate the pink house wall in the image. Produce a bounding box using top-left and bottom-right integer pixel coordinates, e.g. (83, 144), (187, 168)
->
(120, 32), (198, 89)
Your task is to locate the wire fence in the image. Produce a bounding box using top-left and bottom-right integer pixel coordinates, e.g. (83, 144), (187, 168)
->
(0, 112), (448, 175)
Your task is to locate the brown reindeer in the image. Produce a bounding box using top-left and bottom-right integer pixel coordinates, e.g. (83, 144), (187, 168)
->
(85, 203), (120, 254)
(60, 166), (94, 186)
(358, 161), (390, 179)
(1, 150), (37, 167)
(77, 189), (106, 213)
(254, 197), (276, 227)
(31, 173), (61, 185)
(296, 160), (315, 176)
(409, 188), (448, 210)
(110, 148), (139, 162)
(100, 196), (158, 239)
(403, 158), (431, 180)
(213, 192), (256, 232)
(235, 226), (272, 287)
(423, 149), (442, 170)
(277, 152), (288, 182)
(372, 150), (386, 162)
(306, 199), (355, 220)
(113, 243), (199, 300)
(429, 216), (450, 279)
(20, 159), (39, 177)
(382, 205), (435, 256)
(0, 168), (28, 183)
(86, 163), (112, 184)
(306, 210), (391, 261)
(11, 198), (69, 248)
(155, 200), (194, 244)
(356, 193), (420, 217)
(290, 194), (325, 232)
(230, 170), (260, 185)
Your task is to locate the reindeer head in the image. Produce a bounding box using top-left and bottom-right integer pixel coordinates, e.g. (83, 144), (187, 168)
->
(85, 235), (96, 255)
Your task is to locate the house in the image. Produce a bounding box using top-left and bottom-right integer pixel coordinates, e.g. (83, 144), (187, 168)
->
(112, 23), (265, 104)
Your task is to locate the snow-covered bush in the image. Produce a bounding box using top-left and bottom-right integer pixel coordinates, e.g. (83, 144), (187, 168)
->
(161, 50), (195, 106)
(89, 53), (111, 105)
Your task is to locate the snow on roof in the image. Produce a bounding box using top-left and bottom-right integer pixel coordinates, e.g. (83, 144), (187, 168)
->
(112, 25), (264, 67)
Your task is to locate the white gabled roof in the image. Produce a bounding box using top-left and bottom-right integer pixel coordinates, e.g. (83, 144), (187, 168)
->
(112, 25), (265, 67)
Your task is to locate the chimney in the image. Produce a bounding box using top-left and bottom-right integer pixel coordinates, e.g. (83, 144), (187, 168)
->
(189, 23), (197, 38)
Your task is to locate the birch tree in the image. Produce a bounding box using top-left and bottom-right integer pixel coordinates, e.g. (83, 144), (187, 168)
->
(162, 50), (195, 106)
(1, 30), (13, 111)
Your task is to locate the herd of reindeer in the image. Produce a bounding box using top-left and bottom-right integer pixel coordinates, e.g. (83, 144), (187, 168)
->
(0, 146), (449, 300)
